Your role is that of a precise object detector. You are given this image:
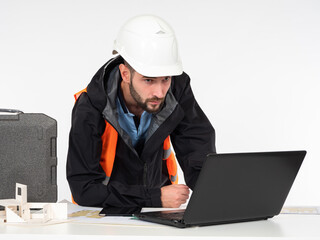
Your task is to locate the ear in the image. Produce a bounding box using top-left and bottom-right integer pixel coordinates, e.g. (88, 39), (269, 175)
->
(119, 64), (131, 83)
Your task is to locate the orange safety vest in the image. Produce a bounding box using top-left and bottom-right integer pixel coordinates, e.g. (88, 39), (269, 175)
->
(74, 88), (178, 186)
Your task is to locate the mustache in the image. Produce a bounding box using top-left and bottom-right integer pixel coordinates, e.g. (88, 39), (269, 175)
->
(147, 97), (165, 102)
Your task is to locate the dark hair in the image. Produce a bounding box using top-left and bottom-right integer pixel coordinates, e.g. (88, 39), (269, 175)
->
(124, 60), (135, 76)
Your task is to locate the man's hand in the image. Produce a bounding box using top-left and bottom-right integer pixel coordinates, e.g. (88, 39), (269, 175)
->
(160, 184), (190, 208)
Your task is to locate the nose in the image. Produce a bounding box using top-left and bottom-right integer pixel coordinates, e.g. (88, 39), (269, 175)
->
(152, 82), (166, 99)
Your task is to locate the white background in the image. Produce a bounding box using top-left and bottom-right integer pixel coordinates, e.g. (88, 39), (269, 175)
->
(0, 0), (319, 205)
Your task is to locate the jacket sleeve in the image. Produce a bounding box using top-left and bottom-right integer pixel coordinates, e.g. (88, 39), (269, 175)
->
(66, 93), (161, 207)
(171, 74), (216, 190)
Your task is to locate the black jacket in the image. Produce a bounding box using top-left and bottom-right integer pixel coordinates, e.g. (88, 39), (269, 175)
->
(67, 56), (216, 207)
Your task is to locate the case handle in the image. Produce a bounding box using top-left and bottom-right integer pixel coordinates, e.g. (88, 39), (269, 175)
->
(0, 108), (24, 114)
(0, 109), (23, 120)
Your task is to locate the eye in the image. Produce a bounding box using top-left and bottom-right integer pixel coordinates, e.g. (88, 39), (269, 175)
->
(163, 77), (171, 82)
(144, 79), (153, 83)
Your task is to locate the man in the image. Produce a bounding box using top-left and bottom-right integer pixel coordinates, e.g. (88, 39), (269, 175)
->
(67, 15), (216, 208)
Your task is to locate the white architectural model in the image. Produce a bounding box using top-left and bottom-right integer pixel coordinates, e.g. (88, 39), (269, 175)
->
(0, 183), (67, 223)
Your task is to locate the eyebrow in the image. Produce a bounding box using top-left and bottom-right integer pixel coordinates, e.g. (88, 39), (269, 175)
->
(142, 76), (171, 79)
(142, 76), (157, 79)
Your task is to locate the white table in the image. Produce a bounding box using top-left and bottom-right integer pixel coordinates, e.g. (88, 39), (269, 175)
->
(1, 214), (320, 240)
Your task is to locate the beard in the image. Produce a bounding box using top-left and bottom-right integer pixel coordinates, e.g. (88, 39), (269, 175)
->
(129, 80), (165, 114)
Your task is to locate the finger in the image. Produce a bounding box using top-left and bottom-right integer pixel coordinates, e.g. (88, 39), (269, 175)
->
(177, 197), (188, 205)
(175, 185), (189, 192)
(184, 191), (190, 197)
(181, 188), (190, 195)
(178, 193), (190, 201)
(181, 198), (187, 204)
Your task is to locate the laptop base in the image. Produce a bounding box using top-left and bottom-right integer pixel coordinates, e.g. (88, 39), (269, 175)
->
(134, 210), (273, 228)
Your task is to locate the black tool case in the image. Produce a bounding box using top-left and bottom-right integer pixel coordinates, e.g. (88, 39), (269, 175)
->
(0, 109), (57, 202)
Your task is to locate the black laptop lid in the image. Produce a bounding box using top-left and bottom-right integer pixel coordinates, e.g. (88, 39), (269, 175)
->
(183, 151), (306, 225)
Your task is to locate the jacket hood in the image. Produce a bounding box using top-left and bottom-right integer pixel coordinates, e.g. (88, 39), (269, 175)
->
(86, 56), (124, 113)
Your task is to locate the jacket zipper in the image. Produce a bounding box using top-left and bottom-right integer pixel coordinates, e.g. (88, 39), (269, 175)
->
(143, 163), (147, 188)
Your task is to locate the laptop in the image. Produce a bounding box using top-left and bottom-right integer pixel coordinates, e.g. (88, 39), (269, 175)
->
(134, 151), (306, 228)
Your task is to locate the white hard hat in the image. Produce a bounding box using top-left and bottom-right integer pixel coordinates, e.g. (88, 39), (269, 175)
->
(112, 15), (183, 77)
